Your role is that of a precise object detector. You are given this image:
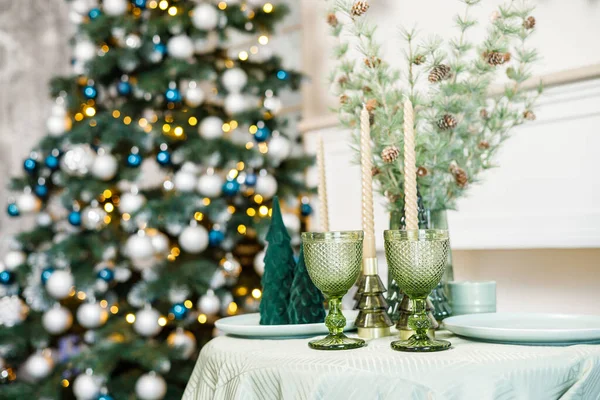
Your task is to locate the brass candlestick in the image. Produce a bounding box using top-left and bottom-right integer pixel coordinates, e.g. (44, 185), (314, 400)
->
(354, 257), (393, 339)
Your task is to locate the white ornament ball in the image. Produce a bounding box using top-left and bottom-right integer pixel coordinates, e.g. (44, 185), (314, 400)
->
(197, 289), (220, 315)
(184, 84), (205, 107)
(73, 373), (101, 400)
(76, 302), (108, 329)
(135, 372), (167, 400)
(0, 296), (29, 327)
(37, 212), (53, 227)
(197, 174), (223, 197)
(81, 205), (108, 230)
(72, 0), (95, 15)
(198, 116), (223, 140)
(224, 93), (249, 115)
(16, 192), (41, 214)
(119, 192), (146, 214)
(255, 174), (278, 199)
(25, 353), (54, 380)
(61, 145), (96, 176)
(263, 95), (282, 113)
(42, 305), (73, 335)
(253, 250), (265, 276)
(194, 32), (219, 54)
(178, 225), (209, 254)
(4, 251), (26, 270)
(167, 35), (194, 60)
(126, 233), (155, 260)
(74, 40), (96, 62)
(167, 329), (197, 359)
(91, 153), (118, 181)
(103, 0), (128, 16)
(46, 270), (74, 300)
(267, 136), (291, 162)
(191, 4), (219, 31)
(133, 307), (163, 337)
(221, 68), (248, 93)
(46, 115), (68, 136)
(150, 231), (170, 255)
(282, 213), (300, 232)
(174, 170), (197, 192)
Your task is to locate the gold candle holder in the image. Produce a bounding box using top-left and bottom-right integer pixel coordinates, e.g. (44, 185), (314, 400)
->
(354, 258), (393, 339)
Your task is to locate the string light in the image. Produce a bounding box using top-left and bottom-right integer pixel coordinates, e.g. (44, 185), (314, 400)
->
(236, 161), (244, 170)
(74, 113), (84, 121)
(198, 314), (207, 324)
(167, 6), (177, 15)
(227, 302), (238, 315)
(89, 120), (97, 127)
(247, 208), (256, 217)
(263, 3), (274, 13)
(218, 1), (227, 10)
(222, 123), (231, 133)
(230, 120), (238, 129)
(245, 142), (254, 150)
(61, 379), (70, 388)
(123, 116), (132, 125)
(171, 247), (181, 256)
(148, 0), (158, 8)
(104, 203), (114, 212)
(110, 305), (119, 314)
(194, 211), (204, 221)
(238, 51), (249, 61)
(103, 215), (111, 224)
(101, 44), (110, 53)
(252, 288), (262, 299)
(236, 287), (248, 296)
(227, 169), (238, 180)
(122, 213), (131, 221)
(259, 205), (269, 216)
(112, 110), (121, 118)
(258, 35), (269, 45)
(173, 126), (184, 137)
(100, 300), (108, 308)
(202, 198), (211, 206)
(158, 317), (167, 326)
(162, 124), (171, 133)
(184, 300), (193, 309)
(103, 189), (112, 198)
(254, 194), (263, 204)
(158, 0), (169, 10)
(237, 225), (246, 235)
(84, 106), (96, 117)
(188, 116), (198, 126)
(224, 60), (234, 68)
(250, 46), (259, 54)
(249, 125), (258, 134)
(227, 205), (236, 214)
(258, 143), (269, 154)
(77, 291), (86, 300)
(126, 313), (136, 323)
(138, 118), (148, 128)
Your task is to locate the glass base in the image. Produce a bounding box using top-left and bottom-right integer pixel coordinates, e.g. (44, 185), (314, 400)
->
(390, 336), (451, 352)
(308, 334), (366, 350)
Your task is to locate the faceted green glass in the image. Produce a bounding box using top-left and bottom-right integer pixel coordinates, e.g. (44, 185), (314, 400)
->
(302, 231), (366, 350)
(384, 229), (451, 352)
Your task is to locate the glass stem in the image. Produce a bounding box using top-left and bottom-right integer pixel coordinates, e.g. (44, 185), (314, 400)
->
(408, 298), (431, 341)
(325, 297), (346, 335)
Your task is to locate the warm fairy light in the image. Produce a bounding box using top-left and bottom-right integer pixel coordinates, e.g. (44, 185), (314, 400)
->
(104, 203), (114, 212)
(236, 161), (244, 170)
(230, 120), (238, 129)
(87, 99), (95, 106)
(167, 254), (176, 262)
(61, 379), (70, 388)
(148, 0), (158, 8)
(237, 225), (246, 235)
(77, 291), (86, 300)
(247, 10), (255, 19)
(122, 213), (131, 221)
(103, 189), (112, 198)
(188, 116), (198, 126)
(133, 7), (142, 16)
(218, 1), (227, 10)
(259, 205), (269, 216)
(100, 300), (108, 308)
(112, 110), (121, 118)
(123, 116), (132, 125)
(144, 124), (153, 133)
(249, 125), (258, 134)
(69, 288), (76, 297)
(247, 208), (256, 217)
(228, 169), (238, 179)
(236, 287), (248, 296)
(222, 123), (231, 133)
(110, 305), (119, 314)
(227, 205), (236, 214)
(227, 302), (238, 315)
(167, 6), (177, 15)
(268, 208), (272, 217)
(245, 142), (254, 150)
(252, 288), (262, 299)
(159, 0), (169, 10)
(250, 46), (258, 54)
(194, 211), (204, 221)
(254, 194), (263, 204)
(240, 3), (247, 11)
(103, 215), (111, 224)
(84, 106), (96, 117)
(184, 300), (193, 309)
(165, 114), (174, 123)
(224, 60), (234, 69)
(74, 113), (84, 122)
(198, 314), (207, 324)
(151, 114), (159, 123)
(258, 143), (269, 154)
(162, 124), (171, 133)
(126, 313), (136, 323)
(202, 198), (211, 206)
(138, 118), (148, 128)
(258, 35), (269, 45)
(173, 126), (184, 137)
(263, 3), (273, 13)
(89, 120), (97, 127)
(158, 317), (167, 326)
(238, 51), (249, 61)
(171, 247), (181, 256)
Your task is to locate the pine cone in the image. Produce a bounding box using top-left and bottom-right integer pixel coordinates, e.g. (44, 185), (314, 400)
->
(413, 54), (426, 65)
(428, 64), (452, 83)
(523, 110), (536, 121)
(480, 109), (489, 120)
(338, 75), (349, 86)
(451, 166), (468, 188)
(417, 166), (428, 177)
(485, 51), (506, 66)
(350, 1), (369, 17)
(503, 52), (512, 63)
(437, 114), (457, 131)
(386, 191), (401, 203)
(371, 167), (380, 177)
(478, 140), (490, 150)
(381, 145), (400, 163)
(365, 98), (378, 112)
(523, 16), (536, 29)
(362, 86), (372, 93)
(327, 13), (338, 27)
(364, 56), (381, 68)
(339, 94), (349, 104)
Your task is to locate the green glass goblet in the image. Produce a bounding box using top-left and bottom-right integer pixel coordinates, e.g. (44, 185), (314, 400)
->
(302, 231), (366, 350)
(384, 229), (451, 352)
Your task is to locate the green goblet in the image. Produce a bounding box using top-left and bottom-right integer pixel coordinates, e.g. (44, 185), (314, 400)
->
(384, 229), (451, 352)
(302, 231), (366, 350)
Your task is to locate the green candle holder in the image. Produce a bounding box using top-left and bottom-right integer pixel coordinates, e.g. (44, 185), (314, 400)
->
(384, 229), (451, 352)
(302, 231), (366, 350)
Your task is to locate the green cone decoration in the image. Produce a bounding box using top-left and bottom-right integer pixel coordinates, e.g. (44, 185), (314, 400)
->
(259, 196), (296, 325)
(288, 246), (326, 324)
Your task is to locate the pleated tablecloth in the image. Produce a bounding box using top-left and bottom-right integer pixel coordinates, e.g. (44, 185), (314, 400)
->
(182, 331), (600, 400)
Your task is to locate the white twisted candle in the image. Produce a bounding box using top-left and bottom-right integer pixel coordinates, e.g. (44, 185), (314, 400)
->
(316, 136), (330, 232)
(403, 99), (419, 231)
(360, 105), (376, 258)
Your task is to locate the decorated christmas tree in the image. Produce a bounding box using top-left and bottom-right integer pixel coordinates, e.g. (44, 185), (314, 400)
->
(288, 246), (325, 324)
(259, 196), (295, 325)
(0, 1), (311, 398)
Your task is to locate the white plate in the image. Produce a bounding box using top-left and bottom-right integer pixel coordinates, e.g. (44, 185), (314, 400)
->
(215, 310), (358, 338)
(444, 313), (600, 344)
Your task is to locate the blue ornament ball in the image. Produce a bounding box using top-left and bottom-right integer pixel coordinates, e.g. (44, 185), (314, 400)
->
(127, 153), (142, 167)
(88, 8), (101, 20)
(41, 267), (55, 284)
(133, 0), (146, 8)
(156, 150), (171, 165)
(165, 88), (182, 103)
(96, 395), (115, 400)
(83, 85), (98, 99)
(154, 43), (167, 55)
(222, 180), (240, 196)
(254, 126), (271, 143)
(170, 303), (188, 320)
(0, 270), (15, 285)
(45, 155), (59, 170)
(97, 267), (115, 282)
(208, 229), (225, 247)
(34, 184), (49, 198)
(301, 203), (313, 216)
(277, 70), (289, 80)
(117, 81), (132, 96)
(23, 158), (37, 174)
(7, 203), (19, 217)
(68, 211), (82, 226)
(245, 173), (257, 187)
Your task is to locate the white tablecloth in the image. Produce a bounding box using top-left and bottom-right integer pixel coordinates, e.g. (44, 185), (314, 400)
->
(182, 331), (600, 400)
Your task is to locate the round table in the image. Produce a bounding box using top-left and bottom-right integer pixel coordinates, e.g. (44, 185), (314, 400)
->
(183, 331), (600, 400)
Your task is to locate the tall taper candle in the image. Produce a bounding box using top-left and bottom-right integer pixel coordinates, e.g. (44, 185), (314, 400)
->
(403, 99), (419, 231)
(316, 136), (330, 232)
(360, 105), (376, 258)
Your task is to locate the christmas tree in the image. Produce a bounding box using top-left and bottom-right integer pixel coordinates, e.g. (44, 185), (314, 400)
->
(259, 196), (295, 325)
(287, 246), (325, 324)
(0, 1), (311, 399)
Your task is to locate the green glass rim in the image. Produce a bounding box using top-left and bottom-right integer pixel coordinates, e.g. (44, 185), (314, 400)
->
(384, 229), (449, 241)
(301, 230), (364, 242)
